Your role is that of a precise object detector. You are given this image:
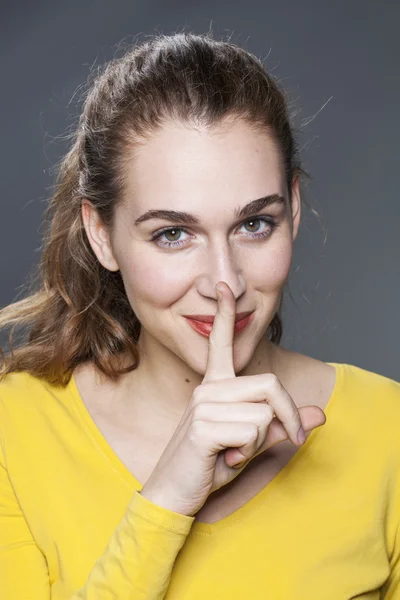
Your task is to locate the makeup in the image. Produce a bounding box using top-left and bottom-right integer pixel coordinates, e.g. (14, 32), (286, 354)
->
(184, 312), (254, 338)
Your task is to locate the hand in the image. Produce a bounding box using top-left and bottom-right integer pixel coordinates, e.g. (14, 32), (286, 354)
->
(140, 282), (326, 517)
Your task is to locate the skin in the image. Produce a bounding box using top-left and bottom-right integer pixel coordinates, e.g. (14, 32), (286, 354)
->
(81, 117), (301, 429)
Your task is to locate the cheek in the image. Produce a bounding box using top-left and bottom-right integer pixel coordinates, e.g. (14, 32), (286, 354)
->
(120, 254), (184, 312)
(119, 234), (293, 312)
(249, 241), (293, 290)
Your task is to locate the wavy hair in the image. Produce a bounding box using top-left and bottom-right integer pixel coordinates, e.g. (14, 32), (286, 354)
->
(0, 31), (318, 386)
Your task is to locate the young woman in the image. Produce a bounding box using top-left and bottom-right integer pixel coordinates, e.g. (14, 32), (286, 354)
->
(0, 32), (399, 599)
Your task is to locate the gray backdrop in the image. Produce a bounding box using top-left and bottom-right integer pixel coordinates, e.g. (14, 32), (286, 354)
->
(1, 0), (399, 381)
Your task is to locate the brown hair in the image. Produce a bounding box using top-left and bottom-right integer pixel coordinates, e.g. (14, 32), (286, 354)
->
(0, 31), (317, 387)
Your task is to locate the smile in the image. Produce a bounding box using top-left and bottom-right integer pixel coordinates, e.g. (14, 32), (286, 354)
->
(183, 312), (254, 338)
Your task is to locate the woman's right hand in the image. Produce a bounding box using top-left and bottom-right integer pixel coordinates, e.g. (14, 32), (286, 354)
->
(140, 281), (327, 518)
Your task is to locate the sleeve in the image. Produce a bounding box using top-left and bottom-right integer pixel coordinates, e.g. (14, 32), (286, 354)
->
(0, 426), (195, 599)
(71, 490), (195, 599)
(381, 524), (400, 599)
(0, 443), (51, 598)
(379, 379), (400, 599)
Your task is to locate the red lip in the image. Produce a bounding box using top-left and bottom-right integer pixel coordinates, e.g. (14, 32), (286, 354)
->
(184, 312), (254, 338)
(182, 311), (254, 324)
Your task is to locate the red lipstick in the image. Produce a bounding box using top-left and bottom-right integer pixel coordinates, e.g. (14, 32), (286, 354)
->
(182, 311), (253, 323)
(184, 312), (254, 338)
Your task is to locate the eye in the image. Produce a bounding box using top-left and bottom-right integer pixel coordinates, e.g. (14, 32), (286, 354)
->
(150, 216), (278, 249)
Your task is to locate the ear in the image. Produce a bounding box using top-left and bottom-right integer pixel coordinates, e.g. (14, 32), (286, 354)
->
(290, 174), (301, 242)
(81, 200), (120, 272)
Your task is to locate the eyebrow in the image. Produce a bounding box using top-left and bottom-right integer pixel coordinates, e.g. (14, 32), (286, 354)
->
(134, 193), (286, 226)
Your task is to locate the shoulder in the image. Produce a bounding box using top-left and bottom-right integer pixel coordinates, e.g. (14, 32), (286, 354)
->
(320, 360), (400, 444)
(0, 371), (74, 445)
(0, 370), (57, 409)
(335, 361), (400, 406)
(288, 353), (400, 468)
(339, 363), (400, 434)
(276, 346), (400, 419)
(273, 347), (338, 410)
(0, 371), (43, 411)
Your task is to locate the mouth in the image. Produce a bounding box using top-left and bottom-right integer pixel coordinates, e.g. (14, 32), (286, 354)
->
(183, 311), (255, 338)
(182, 311), (253, 324)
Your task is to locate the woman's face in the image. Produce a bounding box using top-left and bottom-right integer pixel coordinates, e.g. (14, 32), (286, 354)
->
(84, 118), (301, 376)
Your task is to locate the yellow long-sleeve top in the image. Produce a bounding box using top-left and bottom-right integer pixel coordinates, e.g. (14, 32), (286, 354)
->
(0, 362), (399, 599)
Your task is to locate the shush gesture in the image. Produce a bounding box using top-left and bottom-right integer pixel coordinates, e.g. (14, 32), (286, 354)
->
(140, 282), (327, 518)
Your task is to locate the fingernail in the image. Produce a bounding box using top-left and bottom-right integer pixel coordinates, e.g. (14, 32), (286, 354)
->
(232, 457), (249, 469)
(297, 427), (306, 445)
(216, 285), (222, 300)
(232, 460), (246, 469)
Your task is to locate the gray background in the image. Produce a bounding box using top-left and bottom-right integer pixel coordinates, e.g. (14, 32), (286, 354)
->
(0, 0), (399, 381)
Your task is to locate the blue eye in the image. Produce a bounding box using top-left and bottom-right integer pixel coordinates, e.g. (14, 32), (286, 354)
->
(150, 216), (278, 249)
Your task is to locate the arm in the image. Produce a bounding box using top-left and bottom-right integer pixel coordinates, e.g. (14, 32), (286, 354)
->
(71, 490), (194, 599)
(0, 440), (194, 599)
(381, 524), (400, 599)
(0, 455), (51, 598)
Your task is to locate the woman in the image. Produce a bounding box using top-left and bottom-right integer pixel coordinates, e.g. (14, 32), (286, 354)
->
(0, 31), (399, 599)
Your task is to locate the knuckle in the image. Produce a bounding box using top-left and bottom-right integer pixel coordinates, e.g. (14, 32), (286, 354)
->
(246, 423), (259, 442)
(192, 402), (208, 420)
(261, 403), (274, 421)
(191, 385), (206, 405)
(263, 372), (280, 389)
(288, 399), (300, 421)
(188, 419), (205, 443)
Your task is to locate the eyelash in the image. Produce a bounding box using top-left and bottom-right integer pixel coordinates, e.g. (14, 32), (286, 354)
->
(150, 216), (278, 249)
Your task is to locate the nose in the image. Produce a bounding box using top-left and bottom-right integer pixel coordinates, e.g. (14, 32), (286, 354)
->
(200, 241), (246, 301)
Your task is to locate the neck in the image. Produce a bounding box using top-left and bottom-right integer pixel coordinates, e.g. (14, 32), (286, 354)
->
(117, 329), (282, 425)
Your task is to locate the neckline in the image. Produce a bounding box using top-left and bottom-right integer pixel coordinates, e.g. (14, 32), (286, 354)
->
(68, 362), (345, 536)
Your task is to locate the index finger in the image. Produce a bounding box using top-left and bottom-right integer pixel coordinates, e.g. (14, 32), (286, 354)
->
(202, 281), (236, 384)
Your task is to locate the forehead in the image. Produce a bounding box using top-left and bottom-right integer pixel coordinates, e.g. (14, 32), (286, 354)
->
(124, 119), (285, 212)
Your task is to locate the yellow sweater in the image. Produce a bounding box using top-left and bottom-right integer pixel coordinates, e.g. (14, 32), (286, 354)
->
(0, 362), (399, 599)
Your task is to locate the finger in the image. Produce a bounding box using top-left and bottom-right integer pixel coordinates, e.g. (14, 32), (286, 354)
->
(225, 405), (327, 467)
(202, 373), (306, 447)
(202, 281), (236, 384)
(258, 375), (305, 446)
(257, 405), (326, 455)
